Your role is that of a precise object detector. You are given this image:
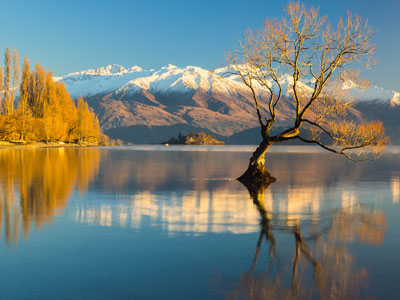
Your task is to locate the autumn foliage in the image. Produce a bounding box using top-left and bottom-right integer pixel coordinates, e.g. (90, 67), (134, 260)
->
(228, 1), (388, 183)
(0, 47), (104, 144)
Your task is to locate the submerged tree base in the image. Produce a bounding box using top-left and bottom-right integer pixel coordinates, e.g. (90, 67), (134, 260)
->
(237, 162), (276, 189)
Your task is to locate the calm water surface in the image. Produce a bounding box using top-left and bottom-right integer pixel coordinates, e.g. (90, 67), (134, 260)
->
(0, 146), (399, 299)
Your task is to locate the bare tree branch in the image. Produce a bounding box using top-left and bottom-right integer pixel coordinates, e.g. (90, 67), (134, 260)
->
(226, 1), (387, 179)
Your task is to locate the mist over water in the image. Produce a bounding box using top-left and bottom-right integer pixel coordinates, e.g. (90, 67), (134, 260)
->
(0, 146), (399, 299)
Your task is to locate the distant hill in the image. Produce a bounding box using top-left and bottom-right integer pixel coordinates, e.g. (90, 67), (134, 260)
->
(57, 64), (400, 144)
(105, 124), (313, 145)
(104, 124), (227, 144)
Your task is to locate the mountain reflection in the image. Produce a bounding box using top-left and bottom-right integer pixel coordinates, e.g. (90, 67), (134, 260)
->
(70, 149), (397, 238)
(0, 148), (100, 245)
(0, 147), (396, 299)
(73, 189), (261, 235)
(226, 182), (387, 300)
(391, 175), (400, 204)
(1, 148), (395, 244)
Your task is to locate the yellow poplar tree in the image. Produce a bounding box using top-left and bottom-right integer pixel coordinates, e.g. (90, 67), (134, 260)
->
(0, 66), (3, 112)
(10, 47), (20, 114)
(75, 97), (101, 144)
(3, 46), (11, 115)
(0, 48), (104, 144)
(16, 57), (32, 141)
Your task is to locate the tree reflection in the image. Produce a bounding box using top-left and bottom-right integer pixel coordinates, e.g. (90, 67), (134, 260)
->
(0, 148), (100, 245)
(228, 181), (387, 300)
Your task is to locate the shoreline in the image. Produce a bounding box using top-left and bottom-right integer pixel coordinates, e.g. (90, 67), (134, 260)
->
(0, 141), (100, 149)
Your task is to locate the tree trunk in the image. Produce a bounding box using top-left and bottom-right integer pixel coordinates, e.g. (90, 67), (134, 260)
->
(237, 139), (276, 185)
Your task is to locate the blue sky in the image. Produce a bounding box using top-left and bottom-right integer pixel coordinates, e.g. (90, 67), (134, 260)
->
(1, 0), (399, 90)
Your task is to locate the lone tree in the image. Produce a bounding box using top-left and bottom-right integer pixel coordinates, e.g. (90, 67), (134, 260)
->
(227, 1), (388, 184)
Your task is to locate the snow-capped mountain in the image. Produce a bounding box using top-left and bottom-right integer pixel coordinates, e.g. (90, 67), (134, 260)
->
(58, 64), (151, 97)
(57, 64), (400, 143)
(59, 64), (399, 104)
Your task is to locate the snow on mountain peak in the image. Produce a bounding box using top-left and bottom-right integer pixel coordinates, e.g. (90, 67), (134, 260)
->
(63, 64), (144, 79)
(128, 66), (144, 72)
(58, 64), (399, 107)
(389, 92), (400, 107)
(59, 64), (149, 97)
(85, 64), (142, 76)
(97, 64), (126, 75)
(161, 64), (178, 70)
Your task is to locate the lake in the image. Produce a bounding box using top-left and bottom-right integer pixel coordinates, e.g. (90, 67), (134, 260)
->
(0, 145), (399, 299)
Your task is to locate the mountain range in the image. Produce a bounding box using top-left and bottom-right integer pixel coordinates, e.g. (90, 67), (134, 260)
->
(57, 64), (400, 144)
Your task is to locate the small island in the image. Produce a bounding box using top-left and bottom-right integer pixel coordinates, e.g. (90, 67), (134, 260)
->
(163, 132), (225, 145)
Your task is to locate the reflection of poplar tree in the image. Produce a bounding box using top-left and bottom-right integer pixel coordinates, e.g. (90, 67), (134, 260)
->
(0, 148), (101, 245)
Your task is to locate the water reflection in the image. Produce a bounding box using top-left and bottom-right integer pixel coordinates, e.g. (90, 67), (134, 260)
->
(227, 182), (387, 300)
(0, 147), (398, 299)
(0, 148), (100, 245)
(391, 176), (400, 204)
(73, 189), (261, 235)
(0, 147), (395, 239)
